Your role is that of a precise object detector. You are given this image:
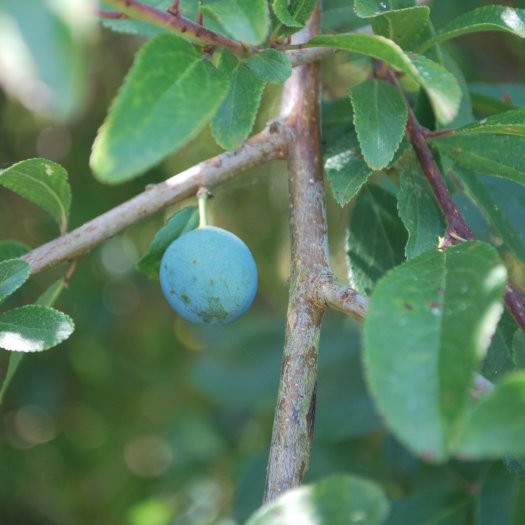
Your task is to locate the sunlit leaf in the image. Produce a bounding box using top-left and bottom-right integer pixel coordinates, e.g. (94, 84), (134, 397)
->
(308, 33), (461, 123)
(420, 5), (525, 51)
(0, 304), (74, 353)
(0, 158), (71, 233)
(90, 34), (230, 183)
(364, 242), (507, 461)
(245, 475), (389, 525)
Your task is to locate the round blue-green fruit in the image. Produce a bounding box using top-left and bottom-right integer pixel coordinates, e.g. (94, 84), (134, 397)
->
(159, 226), (258, 325)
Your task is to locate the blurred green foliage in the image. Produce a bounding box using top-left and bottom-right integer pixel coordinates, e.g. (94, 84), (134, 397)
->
(1, 0), (525, 524)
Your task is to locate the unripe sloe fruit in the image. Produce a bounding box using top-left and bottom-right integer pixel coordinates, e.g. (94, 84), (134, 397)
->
(159, 226), (258, 325)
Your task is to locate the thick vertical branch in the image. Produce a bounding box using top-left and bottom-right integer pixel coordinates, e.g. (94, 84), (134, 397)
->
(264, 8), (329, 502)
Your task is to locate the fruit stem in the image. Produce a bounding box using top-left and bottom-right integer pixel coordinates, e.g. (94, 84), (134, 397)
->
(197, 187), (209, 227)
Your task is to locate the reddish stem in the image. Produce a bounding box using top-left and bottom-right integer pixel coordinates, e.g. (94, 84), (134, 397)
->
(104, 0), (249, 54)
(96, 9), (127, 19)
(386, 70), (525, 335)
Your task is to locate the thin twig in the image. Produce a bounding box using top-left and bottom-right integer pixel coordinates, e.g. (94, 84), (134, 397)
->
(103, 0), (250, 54)
(317, 274), (368, 322)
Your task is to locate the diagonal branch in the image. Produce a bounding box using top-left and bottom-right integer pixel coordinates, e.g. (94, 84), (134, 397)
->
(22, 126), (287, 274)
(103, 0), (250, 54)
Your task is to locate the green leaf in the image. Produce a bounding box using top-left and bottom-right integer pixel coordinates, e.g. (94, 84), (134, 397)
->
(351, 79), (407, 170)
(420, 6), (525, 52)
(354, 0), (416, 18)
(272, 0), (318, 30)
(325, 131), (372, 206)
(476, 463), (519, 525)
(246, 50), (292, 84)
(0, 158), (71, 233)
(201, 0), (270, 45)
(0, 304), (74, 353)
(455, 166), (525, 265)
(347, 185), (407, 294)
(482, 311), (517, 382)
(441, 52), (474, 129)
(0, 279), (65, 404)
(432, 135), (525, 187)
(514, 331), (525, 369)
(272, 0), (303, 28)
(397, 156), (445, 258)
(245, 475), (389, 525)
(363, 241), (507, 461)
(137, 207), (199, 279)
(370, 7), (430, 49)
(456, 372), (525, 458)
(453, 108), (525, 137)
(211, 51), (266, 150)
(469, 83), (525, 115)
(0, 259), (31, 304)
(308, 34), (461, 124)
(0, 241), (29, 262)
(384, 490), (472, 525)
(354, 2), (429, 49)
(90, 34), (230, 184)
(0, 0), (92, 119)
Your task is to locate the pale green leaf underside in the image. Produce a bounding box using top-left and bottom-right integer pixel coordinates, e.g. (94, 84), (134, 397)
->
(90, 34), (230, 184)
(0, 259), (31, 304)
(325, 131), (372, 206)
(245, 475), (389, 525)
(0, 158), (71, 232)
(456, 372), (525, 458)
(364, 242), (506, 462)
(420, 5), (525, 51)
(397, 156), (445, 258)
(455, 166), (525, 265)
(431, 135), (525, 187)
(351, 79), (407, 170)
(0, 305), (74, 352)
(453, 107), (525, 137)
(247, 49), (292, 84)
(202, 0), (270, 45)
(347, 185), (407, 294)
(212, 51), (266, 150)
(308, 34), (461, 123)
(137, 207), (199, 279)
(0, 241), (29, 263)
